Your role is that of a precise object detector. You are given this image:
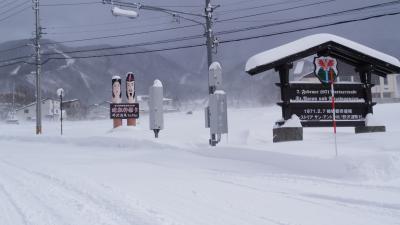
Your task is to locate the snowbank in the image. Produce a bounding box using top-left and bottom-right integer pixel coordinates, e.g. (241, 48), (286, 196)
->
(365, 113), (383, 126)
(281, 114), (302, 127)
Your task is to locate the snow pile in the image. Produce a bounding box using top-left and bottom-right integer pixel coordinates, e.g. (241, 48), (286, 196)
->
(153, 79), (162, 87)
(365, 113), (383, 126)
(281, 114), (302, 127)
(209, 61), (221, 70)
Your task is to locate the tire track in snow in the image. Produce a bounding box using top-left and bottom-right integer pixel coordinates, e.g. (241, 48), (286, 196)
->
(210, 176), (400, 219)
(0, 182), (29, 225)
(0, 169), (67, 225)
(0, 159), (162, 225)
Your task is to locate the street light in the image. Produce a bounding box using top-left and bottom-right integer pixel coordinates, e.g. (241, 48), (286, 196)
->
(57, 88), (65, 135)
(102, 0), (226, 146)
(111, 6), (139, 18)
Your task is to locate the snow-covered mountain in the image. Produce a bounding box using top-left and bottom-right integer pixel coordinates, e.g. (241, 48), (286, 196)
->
(0, 39), (209, 104)
(2, 37), (398, 106)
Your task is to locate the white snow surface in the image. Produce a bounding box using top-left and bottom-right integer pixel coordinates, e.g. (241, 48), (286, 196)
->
(281, 114), (302, 127)
(1, 103), (400, 225)
(246, 33), (400, 73)
(365, 113), (383, 126)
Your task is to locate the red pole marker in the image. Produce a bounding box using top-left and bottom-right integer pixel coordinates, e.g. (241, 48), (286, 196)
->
(330, 70), (338, 156)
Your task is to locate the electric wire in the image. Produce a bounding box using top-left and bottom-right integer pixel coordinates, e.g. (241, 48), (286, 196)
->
(41, 24), (201, 45)
(217, 0), (399, 22)
(41, 2), (100, 7)
(40, 9), (400, 64)
(217, 0), (315, 15)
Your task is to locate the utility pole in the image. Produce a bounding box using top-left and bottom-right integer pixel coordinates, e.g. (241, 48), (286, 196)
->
(102, 0), (226, 146)
(205, 0), (215, 94)
(34, 0), (42, 134)
(205, 0), (213, 73)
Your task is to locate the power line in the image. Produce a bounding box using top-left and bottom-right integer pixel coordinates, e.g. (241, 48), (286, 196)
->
(0, 0), (25, 10)
(41, 42), (205, 64)
(2, 2), (399, 67)
(42, 24), (201, 45)
(220, 0), (280, 7)
(45, 21), (173, 35)
(215, 0), (400, 36)
(0, 0), (29, 15)
(217, 0), (335, 22)
(41, 1), (100, 7)
(219, 10), (400, 45)
(0, 44), (27, 54)
(0, 54), (33, 64)
(0, 5), (30, 23)
(217, 0), (312, 15)
(42, 0), (332, 43)
(41, 33), (204, 56)
(44, 14), (170, 30)
(143, 4), (203, 8)
(40, 9), (400, 64)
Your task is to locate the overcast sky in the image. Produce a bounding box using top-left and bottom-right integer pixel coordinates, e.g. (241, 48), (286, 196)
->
(1, 0), (400, 65)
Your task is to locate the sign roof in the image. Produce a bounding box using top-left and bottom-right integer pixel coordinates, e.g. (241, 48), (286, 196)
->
(246, 33), (400, 76)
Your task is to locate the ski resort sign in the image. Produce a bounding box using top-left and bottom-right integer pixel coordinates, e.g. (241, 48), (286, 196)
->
(245, 33), (400, 142)
(280, 82), (368, 127)
(314, 56), (338, 85)
(110, 103), (139, 119)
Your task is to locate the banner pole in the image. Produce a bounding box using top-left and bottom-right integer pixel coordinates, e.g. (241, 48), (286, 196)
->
(330, 70), (338, 156)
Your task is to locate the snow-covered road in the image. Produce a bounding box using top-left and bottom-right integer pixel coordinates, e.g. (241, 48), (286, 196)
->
(0, 104), (399, 225)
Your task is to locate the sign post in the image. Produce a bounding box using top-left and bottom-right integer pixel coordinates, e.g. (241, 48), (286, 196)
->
(330, 69), (338, 156)
(149, 79), (164, 138)
(57, 88), (64, 136)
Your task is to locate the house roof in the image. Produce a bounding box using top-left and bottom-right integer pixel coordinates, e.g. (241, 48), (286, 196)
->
(62, 99), (79, 104)
(16, 98), (56, 111)
(246, 33), (400, 77)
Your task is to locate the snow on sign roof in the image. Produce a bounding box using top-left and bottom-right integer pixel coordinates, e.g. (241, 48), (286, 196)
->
(246, 33), (400, 75)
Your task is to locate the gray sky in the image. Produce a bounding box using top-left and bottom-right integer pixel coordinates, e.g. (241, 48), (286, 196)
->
(1, 0), (400, 63)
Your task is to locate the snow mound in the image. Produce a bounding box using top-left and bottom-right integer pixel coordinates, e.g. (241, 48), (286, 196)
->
(365, 113), (383, 126)
(281, 115), (302, 127)
(209, 61), (221, 70)
(153, 79), (162, 87)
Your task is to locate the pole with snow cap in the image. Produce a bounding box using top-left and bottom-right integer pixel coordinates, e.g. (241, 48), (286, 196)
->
(149, 79), (164, 138)
(112, 76), (123, 128)
(126, 72), (136, 126)
(206, 62), (228, 146)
